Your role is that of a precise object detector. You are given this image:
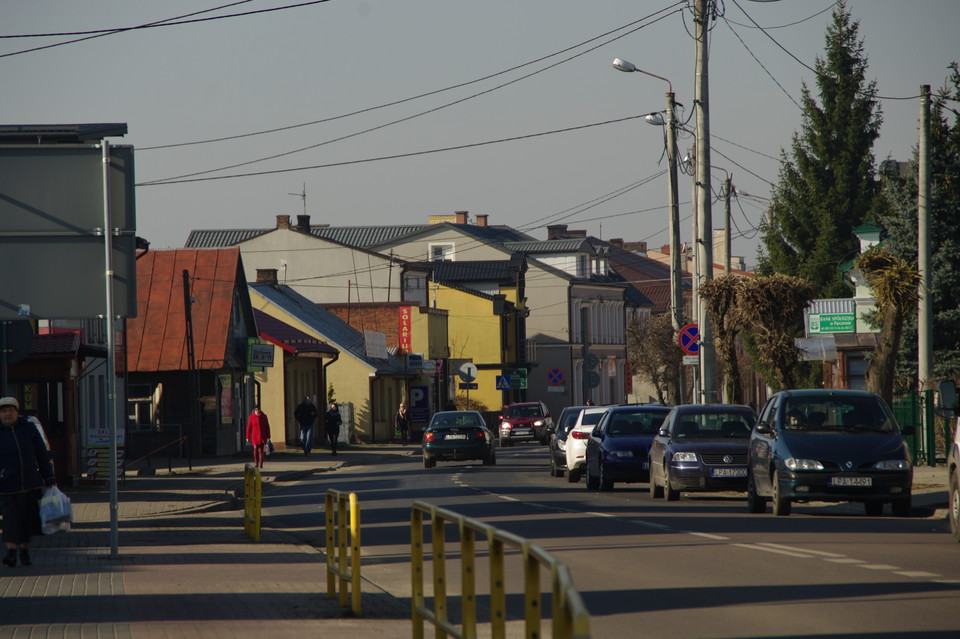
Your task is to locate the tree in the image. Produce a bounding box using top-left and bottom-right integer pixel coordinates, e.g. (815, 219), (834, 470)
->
(626, 313), (681, 405)
(699, 274), (745, 404)
(734, 275), (815, 391)
(878, 62), (960, 383)
(327, 383), (337, 405)
(757, 0), (884, 299)
(856, 248), (920, 405)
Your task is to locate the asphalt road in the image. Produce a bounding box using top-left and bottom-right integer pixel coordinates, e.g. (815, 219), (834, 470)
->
(262, 445), (960, 638)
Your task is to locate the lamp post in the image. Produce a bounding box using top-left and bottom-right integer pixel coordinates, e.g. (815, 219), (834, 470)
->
(613, 58), (684, 404)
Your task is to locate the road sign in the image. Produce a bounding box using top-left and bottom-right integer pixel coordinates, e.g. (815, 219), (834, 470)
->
(407, 353), (424, 370)
(584, 353), (600, 371)
(458, 382), (478, 390)
(809, 312), (855, 334)
(678, 323), (700, 355)
(683, 355), (699, 366)
(458, 362), (478, 382)
(496, 375), (511, 390)
(503, 367), (527, 390)
(585, 371), (601, 389)
(547, 368), (564, 386)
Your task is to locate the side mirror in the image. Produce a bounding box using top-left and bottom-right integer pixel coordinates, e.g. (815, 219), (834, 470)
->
(755, 423), (773, 436)
(591, 427), (602, 438)
(657, 428), (669, 438)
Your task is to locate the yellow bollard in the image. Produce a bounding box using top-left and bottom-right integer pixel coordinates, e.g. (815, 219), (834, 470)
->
(243, 464), (261, 542)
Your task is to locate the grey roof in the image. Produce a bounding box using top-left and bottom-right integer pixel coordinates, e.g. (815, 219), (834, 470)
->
(185, 228), (269, 248)
(503, 238), (595, 254)
(312, 225), (430, 248)
(417, 256), (525, 284)
(248, 283), (407, 374)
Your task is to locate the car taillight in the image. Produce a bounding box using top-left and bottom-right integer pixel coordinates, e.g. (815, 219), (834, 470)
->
(423, 432), (435, 442)
(571, 431), (589, 440)
(476, 431), (486, 439)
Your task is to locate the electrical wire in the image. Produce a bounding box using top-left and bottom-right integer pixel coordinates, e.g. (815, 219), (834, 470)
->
(721, 15), (801, 109)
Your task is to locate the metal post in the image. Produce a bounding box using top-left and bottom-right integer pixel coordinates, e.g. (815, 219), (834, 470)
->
(724, 174), (733, 274)
(918, 84), (934, 463)
(665, 91), (686, 405)
(101, 140), (120, 558)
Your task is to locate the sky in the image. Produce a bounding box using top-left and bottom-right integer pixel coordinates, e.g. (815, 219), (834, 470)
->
(3, 1), (958, 268)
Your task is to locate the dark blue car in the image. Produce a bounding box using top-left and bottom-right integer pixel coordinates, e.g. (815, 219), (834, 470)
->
(583, 405), (671, 491)
(648, 404), (757, 501)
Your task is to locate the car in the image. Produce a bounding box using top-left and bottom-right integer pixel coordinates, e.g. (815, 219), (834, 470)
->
(563, 406), (609, 483)
(649, 404), (757, 501)
(422, 411), (496, 469)
(498, 401), (552, 447)
(747, 389), (914, 517)
(583, 404), (672, 491)
(549, 405), (590, 478)
(950, 416), (960, 541)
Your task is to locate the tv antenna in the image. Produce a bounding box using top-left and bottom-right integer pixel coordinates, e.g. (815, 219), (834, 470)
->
(288, 183), (306, 216)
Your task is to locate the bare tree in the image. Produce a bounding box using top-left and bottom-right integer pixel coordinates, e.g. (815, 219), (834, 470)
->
(856, 247), (920, 405)
(626, 313), (682, 405)
(699, 274), (746, 404)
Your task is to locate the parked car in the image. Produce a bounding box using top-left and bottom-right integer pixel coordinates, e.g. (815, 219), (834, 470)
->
(949, 414), (960, 541)
(549, 405), (590, 478)
(584, 404), (672, 491)
(649, 404), (757, 501)
(498, 401), (552, 447)
(422, 411), (496, 469)
(747, 389), (913, 517)
(564, 406), (609, 483)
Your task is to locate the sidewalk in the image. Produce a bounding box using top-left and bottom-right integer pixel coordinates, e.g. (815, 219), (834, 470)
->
(0, 444), (416, 638)
(0, 445), (951, 637)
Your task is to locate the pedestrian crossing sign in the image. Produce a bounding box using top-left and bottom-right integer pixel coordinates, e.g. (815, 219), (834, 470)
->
(496, 375), (511, 390)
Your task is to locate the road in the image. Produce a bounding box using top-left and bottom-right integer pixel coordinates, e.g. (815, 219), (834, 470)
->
(262, 445), (960, 638)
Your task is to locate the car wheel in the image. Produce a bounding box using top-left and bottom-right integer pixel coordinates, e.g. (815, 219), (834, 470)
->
(599, 462), (614, 491)
(664, 466), (679, 501)
(772, 470), (791, 516)
(585, 464), (600, 490)
(650, 461), (664, 498)
(423, 456), (436, 469)
(864, 501), (884, 516)
(891, 497), (911, 518)
(567, 468), (581, 483)
(951, 472), (960, 541)
(746, 472), (766, 514)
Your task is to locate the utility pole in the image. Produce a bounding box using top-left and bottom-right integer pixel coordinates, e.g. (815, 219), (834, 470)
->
(917, 84), (933, 461)
(724, 173), (733, 274)
(694, 0), (717, 403)
(665, 90), (687, 405)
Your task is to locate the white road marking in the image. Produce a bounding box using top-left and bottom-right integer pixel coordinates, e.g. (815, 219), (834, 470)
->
(756, 543), (845, 557)
(895, 571), (941, 578)
(687, 532), (730, 541)
(858, 564), (901, 571)
(732, 543), (815, 558)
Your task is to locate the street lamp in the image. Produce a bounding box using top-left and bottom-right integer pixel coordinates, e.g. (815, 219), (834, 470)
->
(613, 57), (685, 403)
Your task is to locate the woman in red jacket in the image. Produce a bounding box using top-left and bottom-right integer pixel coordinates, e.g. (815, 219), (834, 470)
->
(245, 406), (271, 468)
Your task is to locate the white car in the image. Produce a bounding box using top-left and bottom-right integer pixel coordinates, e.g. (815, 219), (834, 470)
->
(564, 407), (609, 483)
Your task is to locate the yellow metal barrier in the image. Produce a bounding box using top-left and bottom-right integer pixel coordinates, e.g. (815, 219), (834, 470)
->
(411, 500), (591, 639)
(325, 489), (362, 616)
(243, 463), (261, 542)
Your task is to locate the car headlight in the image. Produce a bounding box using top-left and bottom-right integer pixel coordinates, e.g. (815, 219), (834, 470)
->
(534, 420), (544, 426)
(872, 459), (910, 470)
(672, 452), (697, 463)
(500, 422), (511, 429)
(784, 458), (824, 470)
(608, 450), (634, 458)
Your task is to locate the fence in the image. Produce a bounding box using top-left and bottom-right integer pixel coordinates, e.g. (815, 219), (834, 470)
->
(243, 464), (261, 542)
(325, 489), (362, 616)
(411, 500), (590, 639)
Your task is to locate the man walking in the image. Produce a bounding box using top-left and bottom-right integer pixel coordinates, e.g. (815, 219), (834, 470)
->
(294, 395), (318, 455)
(325, 403), (342, 456)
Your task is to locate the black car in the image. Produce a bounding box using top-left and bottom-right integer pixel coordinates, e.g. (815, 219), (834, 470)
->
(583, 405), (671, 491)
(549, 405), (589, 478)
(422, 411), (496, 469)
(747, 389), (914, 516)
(649, 404), (757, 501)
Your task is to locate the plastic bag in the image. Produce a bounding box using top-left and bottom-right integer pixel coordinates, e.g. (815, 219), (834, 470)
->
(39, 486), (72, 535)
(265, 439), (274, 455)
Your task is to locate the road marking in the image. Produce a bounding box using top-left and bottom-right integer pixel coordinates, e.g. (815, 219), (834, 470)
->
(732, 543), (815, 558)
(756, 543), (845, 557)
(687, 532), (730, 541)
(498, 495), (520, 502)
(895, 571), (941, 578)
(825, 558), (865, 564)
(585, 511), (615, 518)
(858, 564), (901, 571)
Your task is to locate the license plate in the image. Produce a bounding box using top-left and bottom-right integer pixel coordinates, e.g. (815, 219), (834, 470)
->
(445, 434), (467, 440)
(830, 476), (871, 487)
(640, 460), (649, 469)
(513, 430), (530, 436)
(711, 467), (747, 477)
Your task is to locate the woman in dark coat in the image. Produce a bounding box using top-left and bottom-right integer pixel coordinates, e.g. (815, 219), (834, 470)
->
(0, 396), (57, 567)
(395, 402), (410, 446)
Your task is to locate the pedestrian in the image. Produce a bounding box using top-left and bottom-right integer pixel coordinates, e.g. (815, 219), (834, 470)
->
(294, 395), (318, 456)
(0, 396), (57, 568)
(245, 405), (271, 468)
(325, 402), (342, 456)
(585, 398), (594, 406)
(395, 402), (410, 446)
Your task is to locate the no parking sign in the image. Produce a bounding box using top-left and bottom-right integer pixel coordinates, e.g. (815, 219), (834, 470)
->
(678, 323), (699, 355)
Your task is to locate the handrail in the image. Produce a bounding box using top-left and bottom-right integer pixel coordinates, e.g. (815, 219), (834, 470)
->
(325, 489), (362, 616)
(125, 435), (192, 472)
(411, 500), (590, 639)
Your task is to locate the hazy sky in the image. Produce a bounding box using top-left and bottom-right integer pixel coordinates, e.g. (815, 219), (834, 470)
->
(4, 1), (958, 267)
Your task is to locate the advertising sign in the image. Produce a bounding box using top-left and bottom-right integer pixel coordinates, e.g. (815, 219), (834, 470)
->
(398, 306), (412, 351)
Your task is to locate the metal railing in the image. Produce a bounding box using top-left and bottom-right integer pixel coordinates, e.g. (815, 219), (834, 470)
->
(411, 500), (590, 639)
(325, 489), (362, 616)
(243, 464), (261, 542)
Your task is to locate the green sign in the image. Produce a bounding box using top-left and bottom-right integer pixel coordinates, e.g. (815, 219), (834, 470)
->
(809, 313), (855, 334)
(503, 368), (528, 390)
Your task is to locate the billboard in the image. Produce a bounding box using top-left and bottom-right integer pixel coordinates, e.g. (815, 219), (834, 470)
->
(0, 143), (137, 320)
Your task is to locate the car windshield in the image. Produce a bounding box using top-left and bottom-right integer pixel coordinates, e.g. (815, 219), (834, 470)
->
(783, 397), (895, 433)
(674, 412), (755, 438)
(607, 411), (668, 436)
(505, 405), (543, 418)
(431, 413), (484, 428)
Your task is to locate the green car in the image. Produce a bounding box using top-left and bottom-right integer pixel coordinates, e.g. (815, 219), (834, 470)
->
(422, 411), (496, 469)
(747, 389), (914, 517)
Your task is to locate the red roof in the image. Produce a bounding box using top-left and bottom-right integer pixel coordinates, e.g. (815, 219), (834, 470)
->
(126, 248), (245, 372)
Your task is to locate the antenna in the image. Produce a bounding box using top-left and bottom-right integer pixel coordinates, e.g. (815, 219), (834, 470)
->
(288, 183), (306, 216)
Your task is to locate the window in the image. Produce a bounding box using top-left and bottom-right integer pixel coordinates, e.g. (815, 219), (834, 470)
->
(429, 242), (455, 262)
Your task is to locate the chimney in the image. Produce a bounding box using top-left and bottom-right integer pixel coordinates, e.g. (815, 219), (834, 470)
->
(476, 214), (488, 227)
(609, 238), (623, 248)
(256, 268), (278, 285)
(567, 229), (587, 238)
(296, 214), (311, 232)
(276, 214), (291, 230)
(661, 244), (671, 254)
(547, 224), (568, 240)
(455, 210), (469, 225)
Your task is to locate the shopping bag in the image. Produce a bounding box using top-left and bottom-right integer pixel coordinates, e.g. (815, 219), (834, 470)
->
(266, 439), (275, 455)
(39, 486), (72, 535)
